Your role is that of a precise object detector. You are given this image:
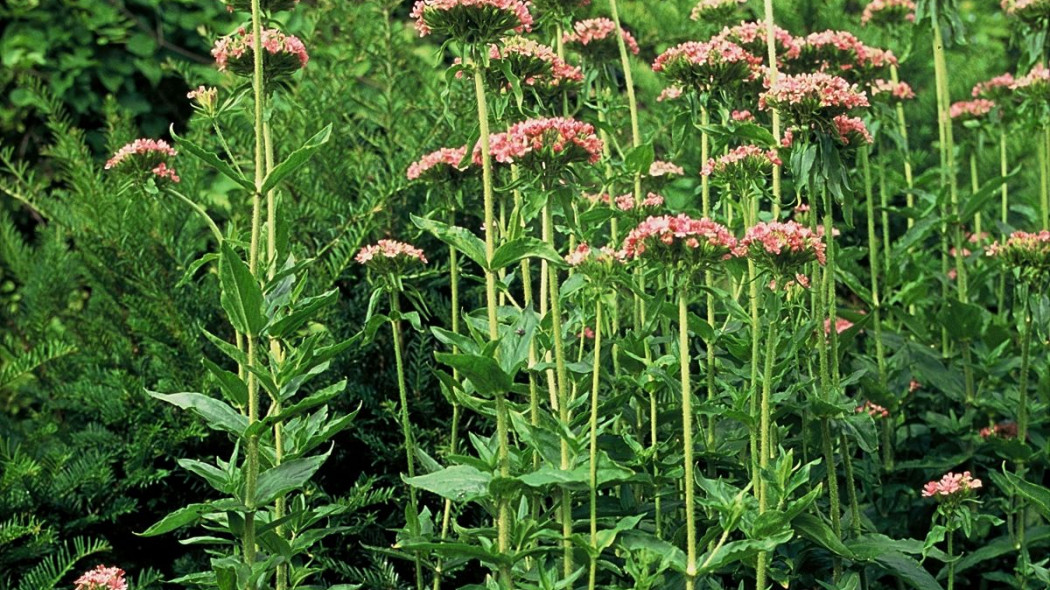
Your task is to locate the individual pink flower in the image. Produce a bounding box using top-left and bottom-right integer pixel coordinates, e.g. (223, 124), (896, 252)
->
(579, 325), (596, 339)
(212, 27), (308, 78)
(715, 21), (802, 62)
(731, 109), (755, 122)
(856, 400), (890, 418)
(949, 99), (995, 121)
(473, 117), (603, 171)
(653, 38), (763, 94)
(648, 161), (684, 177)
(861, 0), (916, 26)
(869, 79), (915, 103)
(690, 0), (748, 24)
(832, 114), (873, 146)
(105, 139), (180, 183)
(742, 221), (827, 275)
(563, 18), (639, 60)
(611, 192), (666, 212)
(701, 144), (781, 184)
(986, 229), (1050, 275)
(657, 86), (684, 102)
(565, 242), (624, 269)
(74, 566), (127, 590)
(356, 239), (428, 268)
(922, 471), (983, 501)
(407, 146), (469, 181)
(621, 214), (738, 268)
(410, 0), (533, 41)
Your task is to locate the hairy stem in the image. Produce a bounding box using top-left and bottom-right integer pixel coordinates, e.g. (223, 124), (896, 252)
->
(587, 300), (603, 590)
(678, 285), (697, 589)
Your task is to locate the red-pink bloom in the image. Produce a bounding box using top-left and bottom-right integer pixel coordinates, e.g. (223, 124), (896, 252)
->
(74, 566), (127, 590)
(909, 379), (921, 393)
(861, 0), (916, 26)
(565, 242), (624, 267)
(653, 38), (763, 94)
(824, 317), (853, 335)
(356, 239), (428, 266)
(701, 144), (781, 182)
(949, 99), (995, 120)
(856, 400), (890, 418)
(473, 117), (603, 169)
(979, 420), (1019, 439)
(480, 37), (583, 90)
(715, 21), (802, 61)
(657, 86), (684, 102)
(973, 73), (1016, 100)
(105, 139), (180, 183)
(869, 79), (915, 102)
(780, 129), (794, 148)
(407, 146), (469, 181)
(832, 114), (873, 146)
(731, 109), (755, 121)
(410, 0), (533, 39)
(611, 192), (665, 212)
(622, 215), (737, 266)
(922, 471), (983, 500)
(742, 221), (827, 274)
(759, 73), (869, 122)
(649, 160), (684, 177)
(1011, 64), (1050, 102)
(986, 230), (1050, 274)
(579, 325), (596, 339)
(563, 18), (639, 58)
(212, 27), (308, 77)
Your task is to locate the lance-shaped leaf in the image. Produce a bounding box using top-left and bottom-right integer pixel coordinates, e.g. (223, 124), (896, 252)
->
(411, 214), (488, 270)
(137, 503), (217, 536)
(219, 243), (266, 336)
(149, 391), (247, 436)
(264, 288), (339, 339)
(171, 126), (253, 191)
(490, 237), (566, 272)
(253, 448), (332, 507)
(260, 124), (333, 194)
(435, 352), (513, 395)
(403, 465), (492, 503)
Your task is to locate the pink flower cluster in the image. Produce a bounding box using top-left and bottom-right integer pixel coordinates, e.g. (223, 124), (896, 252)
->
(212, 27), (308, 73)
(732, 109), (754, 121)
(986, 230), (1050, 273)
(760, 72), (869, 114)
(621, 214), (737, 264)
(356, 240), (428, 266)
(861, 0), (916, 26)
(690, 0), (747, 22)
(585, 192), (665, 212)
(973, 73), (1015, 100)
(979, 420), (1019, 440)
(565, 242), (624, 266)
(1002, 0), (1050, 23)
(856, 400), (890, 418)
(649, 160), (684, 177)
(1011, 63), (1050, 104)
(488, 37), (583, 87)
(800, 30), (898, 75)
(716, 21), (802, 61)
(474, 117), (603, 168)
(652, 39), (763, 92)
(832, 115), (873, 146)
(869, 79), (915, 102)
(105, 139), (180, 183)
(410, 0), (533, 38)
(949, 99), (995, 120)
(186, 85), (218, 111)
(922, 471), (983, 500)
(563, 18), (640, 56)
(407, 146), (468, 181)
(700, 144), (781, 180)
(657, 86), (684, 102)
(825, 317), (854, 335)
(742, 221), (828, 273)
(74, 566), (127, 590)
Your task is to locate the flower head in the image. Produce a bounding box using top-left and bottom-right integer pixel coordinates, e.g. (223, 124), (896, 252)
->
(1002, 0), (1050, 24)
(212, 27), (308, 79)
(74, 566), (127, 590)
(715, 21), (801, 62)
(701, 144), (781, 185)
(474, 117), (603, 172)
(949, 99), (995, 121)
(356, 240), (428, 276)
(1011, 64), (1050, 103)
(760, 72), (869, 132)
(742, 221), (827, 276)
(861, 0), (916, 26)
(986, 229), (1050, 276)
(187, 85), (218, 113)
(648, 160), (684, 178)
(856, 400), (890, 418)
(410, 0), (533, 42)
(105, 139), (180, 183)
(657, 86), (684, 102)
(622, 214), (738, 269)
(869, 79), (915, 103)
(480, 37), (583, 92)
(565, 242), (625, 284)
(922, 471), (983, 502)
(832, 114), (873, 146)
(973, 73), (1016, 101)
(797, 30), (897, 79)
(563, 18), (639, 60)
(653, 38), (763, 96)
(407, 146), (469, 181)
(690, 0), (748, 25)
(979, 420), (1019, 440)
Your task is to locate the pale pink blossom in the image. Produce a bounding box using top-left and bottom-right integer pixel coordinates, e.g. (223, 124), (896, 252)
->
(482, 37), (583, 88)
(356, 240), (428, 266)
(648, 160), (684, 177)
(715, 21), (801, 61)
(701, 144), (781, 180)
(473, 117), (603, 168)
(856, 400), (890, 418)
(979, 421), (1018, 440)
(909, 379), (921, 393)
(563, 18), (639, 56)
(759, 72), (869, 119)
(832, 114), (873, 146)
(212, 27), (308, 74)
(973, 73), (1015, 100)
(74, 566), (127, 590)
(922, 471), (982, 500)
(731, 109), (754, 121)
(861, 0), (916, 26)
(986, 230), (1050, 273)
(657, 86), (684, 102)
(410, 0), (533, 38)
(869, 79), (915, 102)
(407, 146), (469, 180)
(949, 99), (995, 120)
(621, 214), (737, 264)
(824, 317), (853, 335)
(653, 38), (763, 92)
(105, 139), (180, 183)
(743, 221), (827, 273)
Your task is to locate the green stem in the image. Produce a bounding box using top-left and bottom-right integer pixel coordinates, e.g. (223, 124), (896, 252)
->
(756, 299), (779, 590)
(970, 146), (982, 236)
(546, 204), (573, 579)
(998, 127), (1009, 312)
(860, 149), (888, 452)
(678, 284), (697, 589)
(841, 433), (862, 536)
(607, 0), (642, 203)
(1044, 127), (1050, 230)
(588, 299), (603, 590)
(763, 0), (782, 216)
(821, 420), (842, 576)
(947, 527), (955, 590)
(165, 189), (223, 242)
(391, 293), (423, 590)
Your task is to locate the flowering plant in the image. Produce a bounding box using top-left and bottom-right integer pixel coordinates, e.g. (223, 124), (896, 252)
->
(410, 0), (533, 43)
(105, 139), (180, 183)
(653, 39), (763, 98)
(562, 17), (639, 61)
(211, 27), (308, 80)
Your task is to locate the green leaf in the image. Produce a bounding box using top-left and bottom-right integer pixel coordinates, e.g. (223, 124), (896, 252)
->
(202, 329), (248, 366)
(171, 126), (253, 191)
(872, 552), (944, 590)
(137, 503), (216, 536)
(253, 450), (331, 507)
(219, 243), (266, 336)
(403, 465), (492, 502)
(1000, 467), (1050, 519)
(435, 352), (513, 395)
(149, 391), (247, 436)
(490, 237), (565, 271)
(794, 513), (853, 558)
(245, 380), (348, 437)
(699, 531), (794, 573)
(411, 214), (488, 270)
(624, 142), (655, 175)
(202, 358), (247, 408)
(260, 124), (333, 194)
(937, 298), (985, 342)
(264, 288), (338, 338)
(960, 175), (1009, 221)
(178, 459), (231, 494)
